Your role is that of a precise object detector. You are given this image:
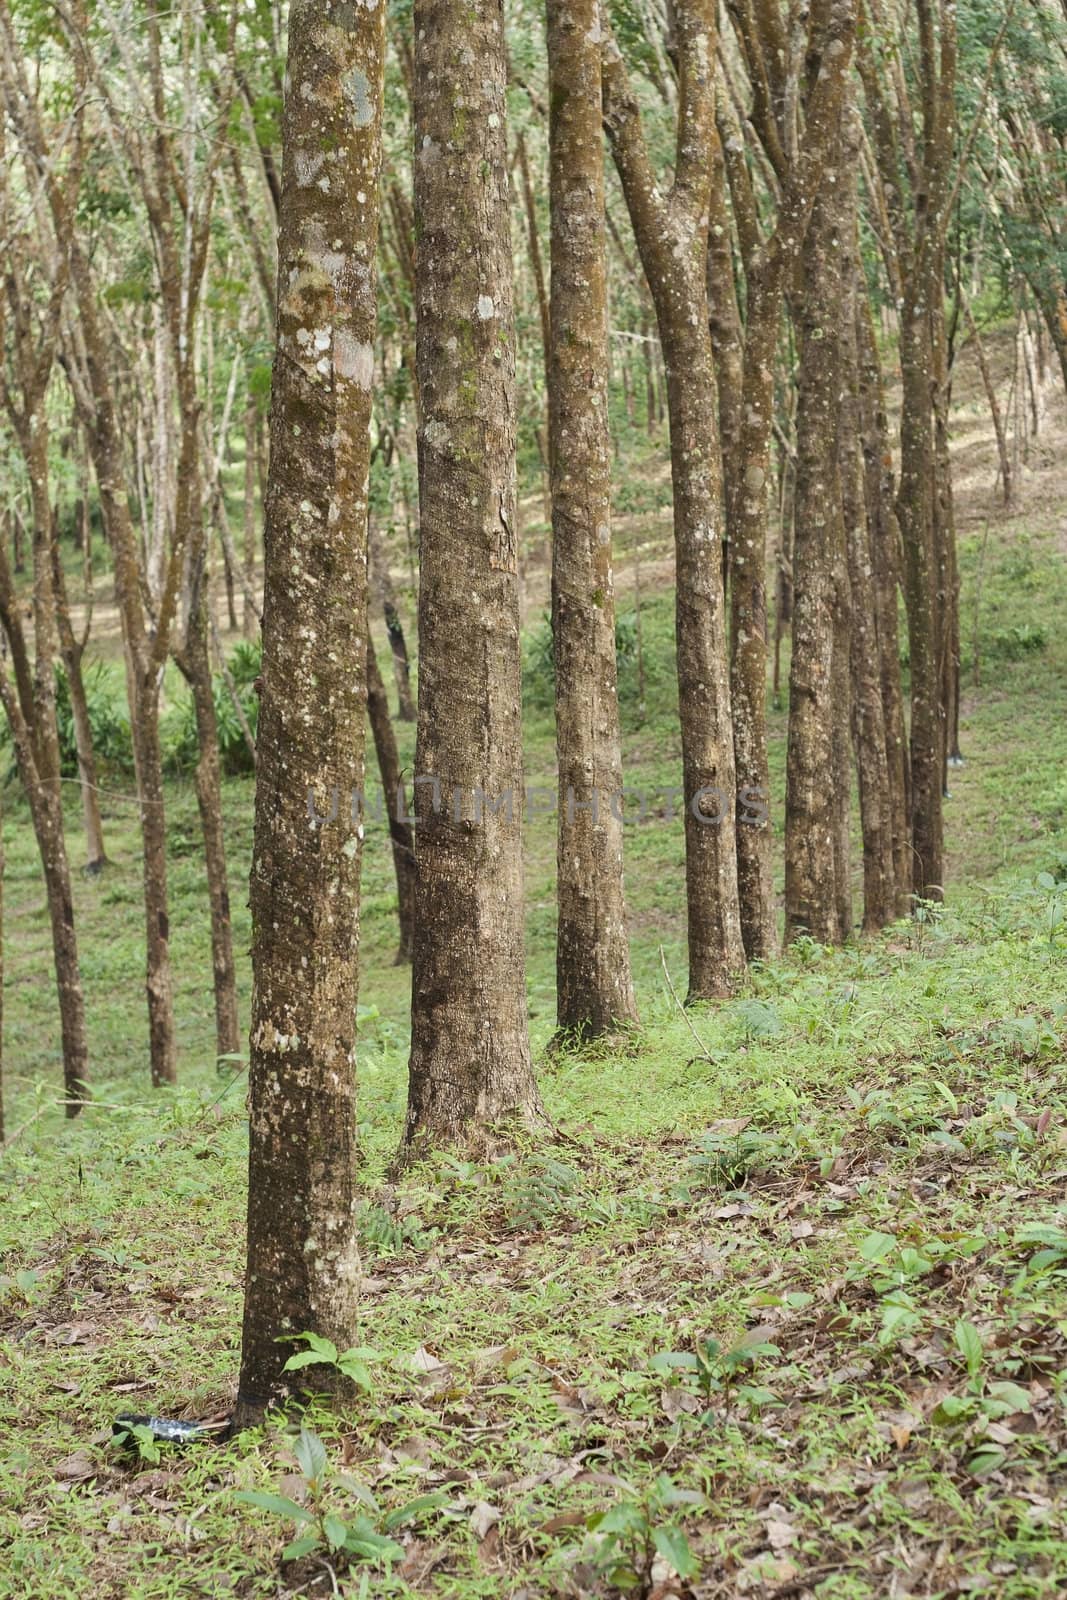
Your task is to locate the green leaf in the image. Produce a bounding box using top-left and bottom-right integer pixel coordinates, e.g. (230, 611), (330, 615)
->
(652, 1524), (699, 1579)
(954, 1319), (984, 1378)
(323, 1513), (348, 1551)
(294, 1428), (328, 1485)
(967, 1445), (1007, 1478)
(234, 1490), (313, 1523)
(282, 1533), (321, 1561)
(654, 1475), (703, 1508)
(336, 1474), (380, 1512)
(859, 1231), (897, 1262)
(288, 1332), (339, 1363)
(384, 1491), (449, 1531)
(336, 1355), (374, 1391)
(598, 1503), (647, 1537)
(986, 1380), (1032, 1414)
(649, 1351), (699, 1374)
(283, 1350), (332, 1372)
(932, 1394), (974, 1425)
(343, 1527), (405, 1563)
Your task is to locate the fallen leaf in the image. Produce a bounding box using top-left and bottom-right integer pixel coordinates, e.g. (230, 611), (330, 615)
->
(470, 1501), (500, 1540)
(765, 1515), (797, 1550)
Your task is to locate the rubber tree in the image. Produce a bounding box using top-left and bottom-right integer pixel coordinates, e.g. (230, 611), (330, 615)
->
(548, 0), (638, 1040)
(401, 0), (545, 1148)
(235, 0), (386, 1425)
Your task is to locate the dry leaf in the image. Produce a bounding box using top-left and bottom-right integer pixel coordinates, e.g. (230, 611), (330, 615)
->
(470, 1501), (500, 1540)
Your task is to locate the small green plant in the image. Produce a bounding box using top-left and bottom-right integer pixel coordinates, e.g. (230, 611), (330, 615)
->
(53, 660), (133, 774)
(112, 1421), (163, 1465)
(650, 1327), (780, 1416)
(282, 1332), (380, 1392)
(852, 1230), (940, 1342)
(984, 621), (1047, 661)
(499, 1154), (579, 1230)
(585, 1473), (703, 1595)
(236, 1427), (444, 1565)
(928, 1320), (1034, 1477)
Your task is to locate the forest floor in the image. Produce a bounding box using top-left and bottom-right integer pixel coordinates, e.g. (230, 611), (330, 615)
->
(1, 338), (1067, 1598)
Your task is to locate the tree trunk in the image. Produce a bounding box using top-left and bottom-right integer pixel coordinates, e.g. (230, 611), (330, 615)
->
(897, 299), (944, 901)
(602, 1), (745, 1000)
(67, 238), (180, 1086)
(708, 126), (778, 962)
(21, 423), (91, 1108)
(236, 0), (385, 1427)
(176, 535), (240, 1063)
(785, 177), (852, 945)
(855, 293), (911, 917)
(0, 677), (89, 1114)
(368, 528), (415, 723)
(130, 693), (177, 1085)
(242, 393), (258, 637)
(50, 530), (108, 873)
(548, 0), (638, 1041)
(932, 260), (961, 771)
(963, 297), (1011, 503)
(401, 0), (544, 1150)
(12, 507), (25, 574)
(840, 199), (895, 933)
(367, 630), (415, 964)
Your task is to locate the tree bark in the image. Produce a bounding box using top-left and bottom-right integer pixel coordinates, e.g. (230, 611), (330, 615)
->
(840, 184), (895, 933)
(2, 423), (91, 1110)
(0, 671), (89, 1114)
(369, 526), (415, 722)
(242, 393), (258, 637)
(785, 173), (853, 946)
(367, 629), (415, 964)
(897, 301), (944, 901)
(855, 291), (911, 917)
(236, 0), (385, 1427)
(64, 238), (180, 1086)
(548, 0), (638, 1041)
(175, 505), (240, 1063)
(50, 527), (108, 873)
(715, 0), (858, 960)
(401, 0), (544, 1149)
(603, 0), (746, 1000)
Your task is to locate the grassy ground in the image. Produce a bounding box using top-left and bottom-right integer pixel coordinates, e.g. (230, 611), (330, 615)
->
(1, 350), (1066, 1597)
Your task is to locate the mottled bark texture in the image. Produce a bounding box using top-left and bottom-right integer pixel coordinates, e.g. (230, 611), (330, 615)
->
(855, 293), (911, 917)
(235, 0), (385, 1426)
(402, 0), (544, 1148)
(367, 630), (415, 964)
(839, 146), (895, 934)
(857, 0), (956, 902)
(785, 170), (853, 946)
(242, 393), (259, 637)
(714, 0), (858, 962)
(602, 0), (746, 1000)
(369, 528), (415, 722)
(56, 184), (179, 1085)
(174, 498), (240, 1062)
(51, 528), (107, 873)
(548, 0), (637, 1040)
(0, 122), (90, 1109)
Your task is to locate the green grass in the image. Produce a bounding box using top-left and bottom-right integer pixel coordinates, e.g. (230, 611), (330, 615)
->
(2, 403), (1067, 1594)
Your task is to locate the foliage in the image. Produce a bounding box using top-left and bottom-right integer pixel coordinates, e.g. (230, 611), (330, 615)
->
(161, 639), (260, 776)
(53, 661), (133, 775)
(235, 1426), (443, 1567)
